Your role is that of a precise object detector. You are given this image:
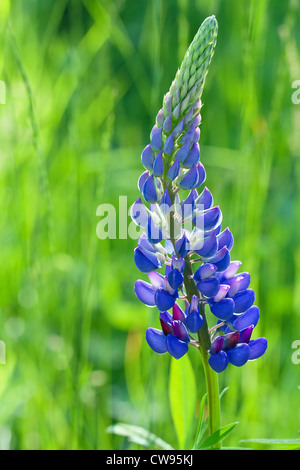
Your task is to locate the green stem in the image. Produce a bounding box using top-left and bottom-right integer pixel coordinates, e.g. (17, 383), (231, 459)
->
(183, 258), (221, 447)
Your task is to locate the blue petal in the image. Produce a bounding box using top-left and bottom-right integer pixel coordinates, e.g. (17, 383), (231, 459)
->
(153, 151), (164, 176)
(138, 170), (150, 193)
(151, 127), (163, 151)
(166, 335), (189, 359)
(142, 174), (158, 203)
(185, 310), (203, 333)
(141, 144), (155, 170)
(174, 140), (190, 162)
(194, 162), (206, 188)
(160, 189), (172, 214)
(233, 289), (255, 313)
(134, 246), (162, 273)
(138, 233), (157, 253)
(155, 108), (164, 127)
(173, 119), (184, 139)
(232, 306), (260, 330)
(217, 228), (234, 251)
(208, 351), (229, 373)
(182, 142), (200, 168)
(146, 217), (163, 244)
(194, 263), (218, 281)
(226, 272), (251, 297)
(130, 197), (148, 227)
(145, 328), (168, 354)
(167, 157), (180, 181)
(164, 133), (174, 155)
(179, 164), (199, 189)
(196, 186), (213, 210)
(175, 233), (190, 258)
(226, 343), (250, 366)
(134, 280), (156, 306)
(163, 113), (173, 134)
(168, 268), (184, 290)
(197, 276), (220, 297)
(180, 189), (197, 218)
(155, 288), (176, 311)
(194, 233), (218, 258)
(209, 298), (235, 321)
(206, 247), (230, 272)
(248, 338), (268, 360)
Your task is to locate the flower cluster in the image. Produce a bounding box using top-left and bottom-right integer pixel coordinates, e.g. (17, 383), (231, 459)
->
(132, 16), (267, 372)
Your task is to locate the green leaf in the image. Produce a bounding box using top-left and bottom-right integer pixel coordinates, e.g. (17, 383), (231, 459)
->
(192, 393), (208, 450)
(197, 422), (239, 450)
(169, 354), (197, 450)
(240, 438), (300, 450)
(106, 423), (174, 450)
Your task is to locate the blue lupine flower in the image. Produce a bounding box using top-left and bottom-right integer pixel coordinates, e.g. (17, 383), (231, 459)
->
(132, 15), (267, 371)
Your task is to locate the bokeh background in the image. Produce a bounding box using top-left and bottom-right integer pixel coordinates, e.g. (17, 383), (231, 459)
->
(0, 0), (300, 450)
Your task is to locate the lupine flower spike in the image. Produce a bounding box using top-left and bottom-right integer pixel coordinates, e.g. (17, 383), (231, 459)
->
(132, 16), (267, 375)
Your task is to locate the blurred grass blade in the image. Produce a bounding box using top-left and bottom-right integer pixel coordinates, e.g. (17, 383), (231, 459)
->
(197, 422), (239, 450)
(240, 438), (300, 450)
(106, 423), (174, 450)
(169, 355), (197, 450)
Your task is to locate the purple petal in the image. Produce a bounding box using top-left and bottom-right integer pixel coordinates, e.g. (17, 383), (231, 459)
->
(145, 328), (168, 354)
(226, 343), (250, 366)
(239, 325), (254, 344)
(166, 335), (189, 359)
(160, 312), (174, 335)
(134, 280), (156, 306)
(213, 284), (230, 302)
(248, 338), (268, 360)
(194, 233), (218, 258)
(210, 336), (224, 355)
(222, 331), (240, 351)
(172, 303), (186, 322)
(208, 350), (229, 373)
(172, 320), (190, 342)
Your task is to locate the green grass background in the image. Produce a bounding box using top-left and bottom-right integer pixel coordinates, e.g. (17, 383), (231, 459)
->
(0, 0), (300, 450)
